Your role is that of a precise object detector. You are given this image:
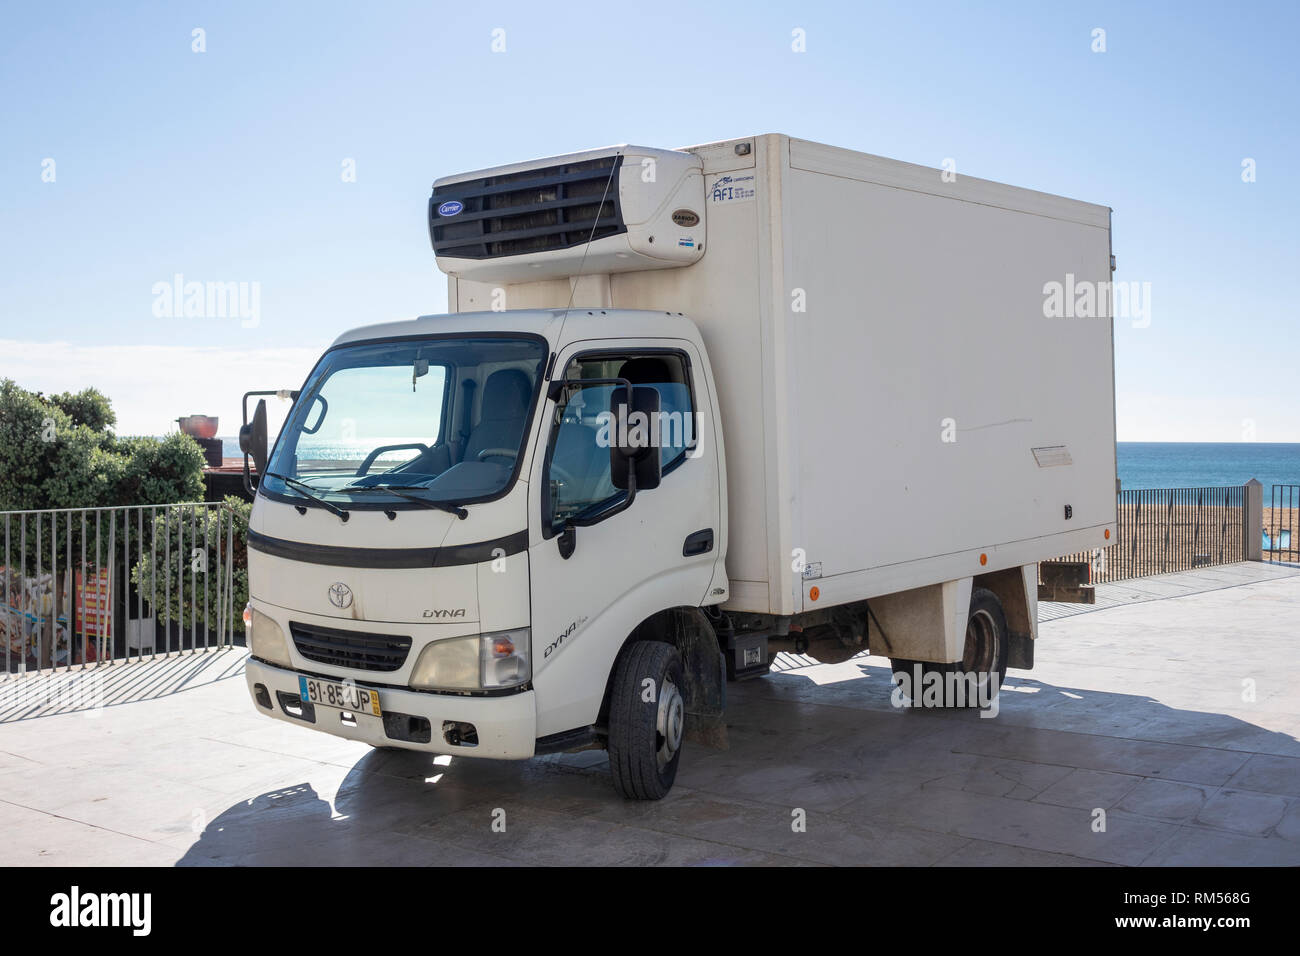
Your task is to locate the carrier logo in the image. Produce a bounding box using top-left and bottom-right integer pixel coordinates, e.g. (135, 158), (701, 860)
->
(437, 200), (464, 217)
(327, 582), (353, 608)
(422, 608), (467, 619)
(671, 208), (700, 227)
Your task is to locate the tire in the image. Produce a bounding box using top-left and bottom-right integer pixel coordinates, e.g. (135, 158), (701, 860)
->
(889, 586), (1009, 709)
(607, 641), (686, 800)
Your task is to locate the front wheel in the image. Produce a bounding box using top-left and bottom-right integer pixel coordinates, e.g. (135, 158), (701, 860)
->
(889, 586), (1009, 708)
(607, 641), (685, 800)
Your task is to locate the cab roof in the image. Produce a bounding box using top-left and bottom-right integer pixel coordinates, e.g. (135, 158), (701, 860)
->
(329, 309), (702, 350)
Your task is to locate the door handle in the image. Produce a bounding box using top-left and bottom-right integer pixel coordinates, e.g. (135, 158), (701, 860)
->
(682, 528), (714, 556)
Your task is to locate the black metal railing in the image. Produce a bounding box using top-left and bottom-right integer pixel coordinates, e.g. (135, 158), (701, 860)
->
(1264, 485), (1299, 564)
(1, 502), (244, 676)
(1046, 485), (1248, 585)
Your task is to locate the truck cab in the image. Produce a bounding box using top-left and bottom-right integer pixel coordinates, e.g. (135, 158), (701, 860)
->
(242, 307), (729, 798)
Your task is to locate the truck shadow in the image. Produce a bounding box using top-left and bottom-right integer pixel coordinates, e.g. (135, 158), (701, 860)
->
(176, 660), (1300, 866)
(175, 745), (621, 866)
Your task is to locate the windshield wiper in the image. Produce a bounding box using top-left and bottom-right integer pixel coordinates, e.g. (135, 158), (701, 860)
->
(338, 484), (468, 520)
(265, 472), (351, 521)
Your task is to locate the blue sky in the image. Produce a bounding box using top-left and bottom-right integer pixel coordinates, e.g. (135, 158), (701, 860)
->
(2, 0), (1297, 440)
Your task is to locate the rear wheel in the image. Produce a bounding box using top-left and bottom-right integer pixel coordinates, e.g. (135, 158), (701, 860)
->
(607, 641), (685, 800)
(890, 586), (1008, 708)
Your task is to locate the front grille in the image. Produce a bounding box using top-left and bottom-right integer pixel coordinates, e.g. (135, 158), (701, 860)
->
(430, 155), (626, 260)
(290, 622), (412, 673)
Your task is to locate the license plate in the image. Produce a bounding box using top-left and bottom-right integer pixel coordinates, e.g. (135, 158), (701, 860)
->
(299, 676), (381, 716)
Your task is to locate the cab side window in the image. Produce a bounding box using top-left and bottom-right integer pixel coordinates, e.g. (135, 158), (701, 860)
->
(544, 351), (696, 534)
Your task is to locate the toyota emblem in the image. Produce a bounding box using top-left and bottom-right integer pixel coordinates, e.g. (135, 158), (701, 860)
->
(328, 582), (353, 608)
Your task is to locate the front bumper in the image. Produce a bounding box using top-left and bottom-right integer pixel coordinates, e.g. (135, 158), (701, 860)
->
(245, 657), (537, 759)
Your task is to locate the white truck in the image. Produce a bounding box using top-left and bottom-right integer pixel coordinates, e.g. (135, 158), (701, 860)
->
(239, 134), (1117, 799)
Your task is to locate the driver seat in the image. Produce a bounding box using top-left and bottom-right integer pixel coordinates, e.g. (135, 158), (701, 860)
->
(463, 368), (532, 464)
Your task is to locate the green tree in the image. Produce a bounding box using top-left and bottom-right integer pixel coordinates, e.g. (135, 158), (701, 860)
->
(49, 387), (116, 433)
(1, 381), (218, 667)
(130, 496), (250, 635)
(112, 434), (206, 505)
(0, 379), (205, 511)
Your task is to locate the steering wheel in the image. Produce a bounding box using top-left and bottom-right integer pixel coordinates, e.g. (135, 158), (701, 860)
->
(356, 442), (430, 477)
(476, 448), (518, 463)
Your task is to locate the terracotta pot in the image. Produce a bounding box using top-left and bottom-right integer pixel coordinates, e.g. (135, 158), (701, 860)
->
(177, 415), (219, 439)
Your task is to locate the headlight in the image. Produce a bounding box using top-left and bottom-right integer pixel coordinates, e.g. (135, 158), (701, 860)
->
(410, 628), (531, 691)
(410, 635), (478, 690)
(249, 607), (292, 667)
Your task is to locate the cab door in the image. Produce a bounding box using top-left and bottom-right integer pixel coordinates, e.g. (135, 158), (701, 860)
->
(526, 339), (721, 738)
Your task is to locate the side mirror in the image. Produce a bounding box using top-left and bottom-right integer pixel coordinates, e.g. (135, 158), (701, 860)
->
(239, 397), (269, 496)
(609, 384), (663, 492)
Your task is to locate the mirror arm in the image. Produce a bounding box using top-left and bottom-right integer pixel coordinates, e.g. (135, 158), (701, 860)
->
(558, 471), (636, 560)
(239, 390), (280, 497)
(568, 471), (637, 530)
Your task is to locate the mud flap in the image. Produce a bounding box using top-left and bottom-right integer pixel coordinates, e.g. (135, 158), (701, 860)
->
(673, 607), (729, 751)
(1007, 630), (1035, 670)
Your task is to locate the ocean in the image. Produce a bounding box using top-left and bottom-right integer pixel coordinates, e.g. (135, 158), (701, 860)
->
(1117, 443), (1300, 492)
(220, 438), (1300, 493)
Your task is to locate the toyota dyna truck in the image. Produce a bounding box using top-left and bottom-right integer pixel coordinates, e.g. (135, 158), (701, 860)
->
(239, 134), (1117, 799)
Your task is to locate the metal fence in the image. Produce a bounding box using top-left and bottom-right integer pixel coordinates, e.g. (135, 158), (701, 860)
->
(1, 502), (243, 677)
(1264, 484), (1299, 564)
(1048, 485), (1248, 584)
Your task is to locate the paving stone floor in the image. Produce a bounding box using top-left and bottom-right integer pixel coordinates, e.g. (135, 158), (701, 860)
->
(2, 564), (1297, 866)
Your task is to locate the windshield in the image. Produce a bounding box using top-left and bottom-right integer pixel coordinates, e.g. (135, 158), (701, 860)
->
(263, 335), (547, 509)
